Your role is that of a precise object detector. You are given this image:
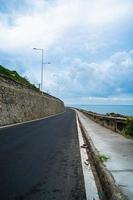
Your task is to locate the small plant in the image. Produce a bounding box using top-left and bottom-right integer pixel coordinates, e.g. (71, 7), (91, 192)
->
(123, 117), (133, 137)
(97, 154), (110, 162)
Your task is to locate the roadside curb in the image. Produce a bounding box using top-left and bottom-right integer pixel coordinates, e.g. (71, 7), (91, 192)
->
(76, 113), (100, 200)
(77, 112), (128, 200)
(0, 111), (65, 129)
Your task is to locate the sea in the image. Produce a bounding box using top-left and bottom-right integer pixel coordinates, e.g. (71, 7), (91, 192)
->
(67, 105), (133, 116)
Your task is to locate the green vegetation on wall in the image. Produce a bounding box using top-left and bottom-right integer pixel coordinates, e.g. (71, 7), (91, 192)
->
(0, 65), (39, 91)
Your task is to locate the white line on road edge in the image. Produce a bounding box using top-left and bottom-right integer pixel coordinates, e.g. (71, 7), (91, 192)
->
(0, 111), (66, 129)
(76, 114), (100, 200)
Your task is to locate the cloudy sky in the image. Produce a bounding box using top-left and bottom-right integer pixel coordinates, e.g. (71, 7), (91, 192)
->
(0, 0), (133, 105)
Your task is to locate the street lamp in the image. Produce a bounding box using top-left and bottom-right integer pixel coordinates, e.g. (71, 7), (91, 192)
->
(43, 61), (51, 92)
(33, 48), (50, 91)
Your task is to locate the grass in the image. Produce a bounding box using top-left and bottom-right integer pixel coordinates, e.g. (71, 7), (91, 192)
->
(123, 117), (133, 137)
(0, 65), (39, 91)
(97, 154), (110, 162)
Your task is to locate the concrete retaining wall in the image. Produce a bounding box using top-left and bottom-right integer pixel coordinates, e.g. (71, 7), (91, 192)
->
(80, 110), (126, 134)
(0, 74), (64, 126)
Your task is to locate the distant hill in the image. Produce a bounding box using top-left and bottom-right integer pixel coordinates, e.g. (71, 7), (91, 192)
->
(0, 65), (39, 91)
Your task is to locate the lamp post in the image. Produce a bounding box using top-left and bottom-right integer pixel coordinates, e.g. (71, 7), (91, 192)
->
(33, 48), (50, 91)
(43, 61), (51, 91)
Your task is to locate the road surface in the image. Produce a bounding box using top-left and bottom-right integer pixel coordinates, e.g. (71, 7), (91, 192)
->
(0, 109), (86, 200)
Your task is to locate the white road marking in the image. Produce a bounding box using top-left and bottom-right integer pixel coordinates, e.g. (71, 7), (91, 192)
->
(0, 111), (65, 129)
(76, 114), (100, 200)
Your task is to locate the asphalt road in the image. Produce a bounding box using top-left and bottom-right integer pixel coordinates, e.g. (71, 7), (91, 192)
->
(0, 109), (86, 200)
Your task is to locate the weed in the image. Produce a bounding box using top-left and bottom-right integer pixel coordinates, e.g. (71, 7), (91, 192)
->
(97, 154), (110, 162)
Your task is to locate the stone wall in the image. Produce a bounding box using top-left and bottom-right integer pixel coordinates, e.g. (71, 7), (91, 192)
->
(0, 74), (64, 126)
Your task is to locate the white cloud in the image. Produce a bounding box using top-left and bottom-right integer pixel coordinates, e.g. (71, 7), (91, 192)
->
(0, 0), (133, 104)
(19, 50), (133, 105)
(41, 50), (133, 103)
(0, 0), (132, 52)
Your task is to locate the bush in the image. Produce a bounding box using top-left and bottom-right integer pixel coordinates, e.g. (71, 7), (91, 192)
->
(123, 117), (133, 137)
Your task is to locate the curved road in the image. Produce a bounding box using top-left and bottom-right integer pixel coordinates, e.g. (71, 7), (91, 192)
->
(0, 109), (86, 200)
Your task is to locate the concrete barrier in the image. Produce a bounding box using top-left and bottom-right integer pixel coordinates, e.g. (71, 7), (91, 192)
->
(79, 110), (126, 134)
